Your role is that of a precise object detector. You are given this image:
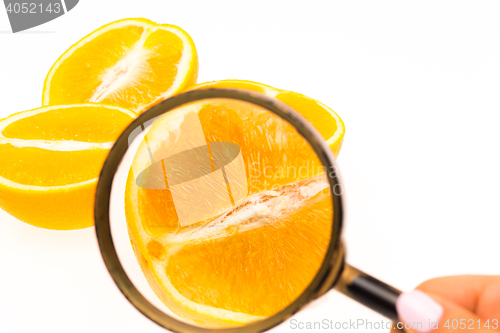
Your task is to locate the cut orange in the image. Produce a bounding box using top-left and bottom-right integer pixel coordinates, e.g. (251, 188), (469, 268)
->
(188, 80), (345, 157)
(0, 104), (136, 230)
(125, 99), (334, 327)
(42, 18), (198, 113)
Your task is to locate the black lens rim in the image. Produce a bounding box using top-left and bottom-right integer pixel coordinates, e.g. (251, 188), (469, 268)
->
(94, 88), (344, 333)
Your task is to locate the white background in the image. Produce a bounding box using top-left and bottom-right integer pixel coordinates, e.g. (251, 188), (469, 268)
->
(1, 1), (500, 332)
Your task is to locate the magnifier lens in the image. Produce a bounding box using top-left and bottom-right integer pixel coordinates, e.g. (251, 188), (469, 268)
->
(109, 97), (335, 328)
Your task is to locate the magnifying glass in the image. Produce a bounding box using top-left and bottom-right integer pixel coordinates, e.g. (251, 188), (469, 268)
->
(95, 88), (402, 332)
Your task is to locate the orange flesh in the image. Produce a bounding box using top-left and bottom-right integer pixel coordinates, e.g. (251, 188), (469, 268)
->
(0, 145), (108, 186)
(275, 91), (339, 141)
(166, 191), (331, 316)
(135, 101), (324, 231)
(46, 25), (145, 106)
(2, 106), (134, 142)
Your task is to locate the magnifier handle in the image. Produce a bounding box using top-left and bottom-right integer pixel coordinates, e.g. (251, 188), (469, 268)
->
(334, 264), (401, 322)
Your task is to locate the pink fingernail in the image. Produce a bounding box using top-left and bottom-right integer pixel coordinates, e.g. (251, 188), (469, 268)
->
(396, 290), (444, 333)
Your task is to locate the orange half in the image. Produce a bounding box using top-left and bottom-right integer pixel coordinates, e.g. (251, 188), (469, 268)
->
(42, 18), (198, 113)
(0, 104), (136, 229)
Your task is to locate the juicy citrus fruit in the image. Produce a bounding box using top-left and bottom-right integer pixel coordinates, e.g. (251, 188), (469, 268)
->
(125, 99), (334, 327)
(0, 104), (136, 230)
(187, 80), (345, 157)
(42, 18), (198, 113)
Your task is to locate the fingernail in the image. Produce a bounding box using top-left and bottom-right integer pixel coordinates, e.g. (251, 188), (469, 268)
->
(396, 290), (444, 332)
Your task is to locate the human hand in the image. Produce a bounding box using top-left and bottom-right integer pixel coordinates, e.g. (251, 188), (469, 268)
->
(391, 275), (500, 332)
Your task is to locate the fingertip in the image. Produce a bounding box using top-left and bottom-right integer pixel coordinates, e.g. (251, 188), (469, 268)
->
(396, 290), (444, 333)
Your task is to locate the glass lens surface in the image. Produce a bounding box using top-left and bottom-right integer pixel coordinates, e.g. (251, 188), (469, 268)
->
(110, 97), (334, 329)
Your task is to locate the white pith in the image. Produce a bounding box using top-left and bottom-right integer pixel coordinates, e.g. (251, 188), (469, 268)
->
(160, 176), (329, 247)
(0, 104), (135, 191)
(89, 31), (155, 104)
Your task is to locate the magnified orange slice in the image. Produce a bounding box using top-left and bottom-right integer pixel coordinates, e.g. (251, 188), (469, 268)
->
(125, 99), (333, 327)
(42, 18), (198, 113)
(0, 104), (136, 230)
(188, 80), (345, 157)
